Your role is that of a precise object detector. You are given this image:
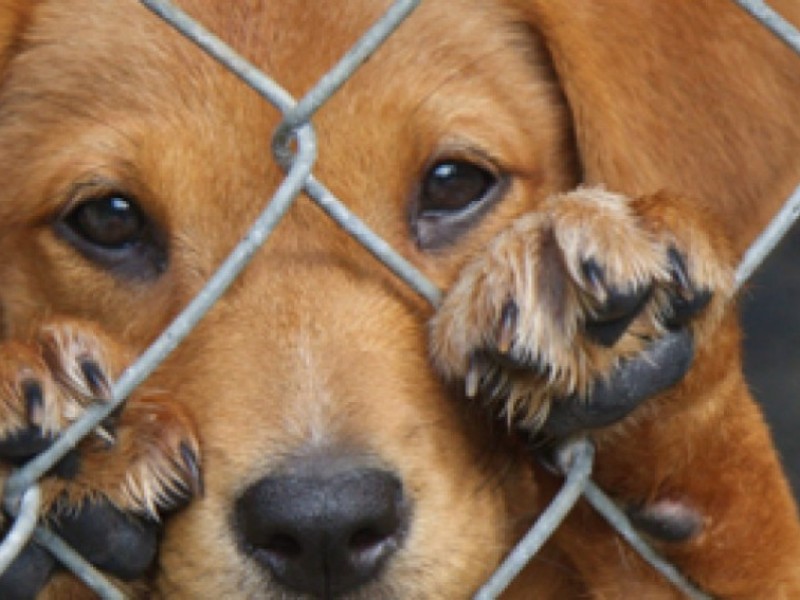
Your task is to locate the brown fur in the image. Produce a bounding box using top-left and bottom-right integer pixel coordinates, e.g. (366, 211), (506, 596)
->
(0, 0), (798, 598)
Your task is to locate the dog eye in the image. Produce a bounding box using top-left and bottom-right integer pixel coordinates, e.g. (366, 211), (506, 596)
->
(413, 159), (504, 249)
(56, 193), (168, 280)
(420, 161), (497, 214)
(65, 196), (146, 249)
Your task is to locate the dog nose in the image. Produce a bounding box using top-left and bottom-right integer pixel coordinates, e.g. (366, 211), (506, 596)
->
(235, 459), (409, 597)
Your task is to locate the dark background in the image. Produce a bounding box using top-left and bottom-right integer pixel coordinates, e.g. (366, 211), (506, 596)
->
(742, 219), (800, 500)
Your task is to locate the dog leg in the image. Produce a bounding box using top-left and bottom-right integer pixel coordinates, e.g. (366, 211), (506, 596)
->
(431, 187), (800, 595)
(0, 318), (200, 598)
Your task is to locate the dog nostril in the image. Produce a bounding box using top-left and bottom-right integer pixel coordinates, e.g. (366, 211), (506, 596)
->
(234, 462), (409, 597)
(262, 532), (303, 560)
(350, 525), (388, 553)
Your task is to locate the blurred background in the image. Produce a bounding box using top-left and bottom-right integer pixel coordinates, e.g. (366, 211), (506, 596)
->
(742, 218), (800, 500)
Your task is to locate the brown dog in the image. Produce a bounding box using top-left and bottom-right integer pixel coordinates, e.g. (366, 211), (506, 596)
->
(0, 0), (799, 597)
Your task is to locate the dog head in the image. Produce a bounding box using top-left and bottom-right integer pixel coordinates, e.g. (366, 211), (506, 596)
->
(0, 0), (798, 597)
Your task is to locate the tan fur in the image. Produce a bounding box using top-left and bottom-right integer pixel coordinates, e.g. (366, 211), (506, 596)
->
(0, 0), (797, 598)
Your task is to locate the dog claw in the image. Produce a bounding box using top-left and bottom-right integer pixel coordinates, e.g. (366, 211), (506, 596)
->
(465, 360), (481, 399)
(22, 380), (45, 426)
(180, 442), (204, 498)
(584, 285), (651, 347)
(667, 247), (691, 292)
(579, 257), (652, 347)
(665, 289), (712, 330)
(80, 359), (112, 400)
(581, 258), (608, 302)
(496, 300), (518, 354)
(93, 425), (116, 446)
(664, 247), (712, 329)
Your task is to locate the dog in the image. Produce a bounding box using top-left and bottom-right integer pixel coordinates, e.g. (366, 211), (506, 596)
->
(0, 0), (799, 597)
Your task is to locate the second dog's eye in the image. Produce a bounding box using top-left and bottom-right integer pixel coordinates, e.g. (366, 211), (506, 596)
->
(413, 159), (505, 249)
(65, 196), (146, 249)
(420, 161), (497, 215)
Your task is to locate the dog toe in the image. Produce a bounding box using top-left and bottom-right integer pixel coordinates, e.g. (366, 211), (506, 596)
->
(582, 268), (652, 348)
(627, 498), (704, 543)
(661, 247), (713, 330)
(51, 499), (160, 580)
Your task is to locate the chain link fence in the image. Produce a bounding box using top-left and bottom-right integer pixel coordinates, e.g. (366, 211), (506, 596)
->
(0, 0), (799, 598)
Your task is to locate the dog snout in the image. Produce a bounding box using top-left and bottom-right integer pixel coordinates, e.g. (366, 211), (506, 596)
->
(234, 454), (410, 598)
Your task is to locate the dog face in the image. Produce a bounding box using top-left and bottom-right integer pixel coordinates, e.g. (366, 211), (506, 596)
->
(0, 0), (578, 596)
(4, 0), (800, 598)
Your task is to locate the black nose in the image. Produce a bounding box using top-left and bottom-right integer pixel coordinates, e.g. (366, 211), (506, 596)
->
(234, 454), (409, 598)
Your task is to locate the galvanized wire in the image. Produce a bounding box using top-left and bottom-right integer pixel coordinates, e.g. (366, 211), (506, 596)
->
(0, 0), (429, 596)
(273, 0), (421, 158)
(731, 1), (800, 289)
(473, 439), (712, 600)
(138, 0), (439, 306)
(305, 175), (443, 306)
(473, 439), (595, 600)
(140, 0), (295, 113)
(582, 481), (713, 600)
(0, 485), (40, 576)
(736, 179), (800, 290)
(33, 527), (125, 600)
(4, 126), (316, 503)
(732, 0), (800, 55)
(0, 0), (798, 598)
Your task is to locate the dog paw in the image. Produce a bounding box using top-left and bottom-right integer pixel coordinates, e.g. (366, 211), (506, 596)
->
(0, 500), (160, 594)
(0, 319), (201, 514)
(0, 319), (201, 592)
(430, 187), (734, 431)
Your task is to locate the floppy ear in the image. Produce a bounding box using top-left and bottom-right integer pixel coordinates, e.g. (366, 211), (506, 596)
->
(515, 0), (800, 251)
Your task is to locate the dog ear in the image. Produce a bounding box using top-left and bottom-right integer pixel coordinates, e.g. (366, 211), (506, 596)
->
(0, 0), (36, 74)
(515, 0), (800, 248)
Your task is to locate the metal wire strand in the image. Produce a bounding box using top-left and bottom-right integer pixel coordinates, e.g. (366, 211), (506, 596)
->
(139, 0), (437, 306)
(0, 0), (799, 598)
(736, 182), (800, 289)
(140, 0), (295, 112)
(730, 3), (800, 290)
(0, 486), (40, 576)
(305, 175), (442, 307)
(582, 481), (714, 600)
(473, 439), (595, 600)
(273, 0), (421, 154)
(33, 527), (125, 600)
(732, 0), (800, 55)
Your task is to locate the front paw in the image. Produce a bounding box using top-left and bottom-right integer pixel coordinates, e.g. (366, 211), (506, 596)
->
(430, 187), (734, 431)
(0, 319), (201, 595)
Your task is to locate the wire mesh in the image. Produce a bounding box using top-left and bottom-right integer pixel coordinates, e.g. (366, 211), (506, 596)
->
(0, 0), (798, 598)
